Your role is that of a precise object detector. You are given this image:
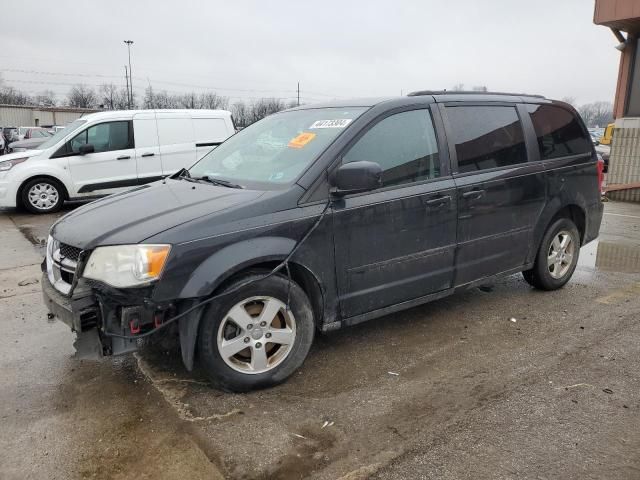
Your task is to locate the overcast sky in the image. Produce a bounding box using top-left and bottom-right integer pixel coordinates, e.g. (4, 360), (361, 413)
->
(0, 0), (620, 106)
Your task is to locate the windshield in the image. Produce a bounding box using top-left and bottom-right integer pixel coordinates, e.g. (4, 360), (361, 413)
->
(189, 107), (367, 187)
(38, 119), (87, 150)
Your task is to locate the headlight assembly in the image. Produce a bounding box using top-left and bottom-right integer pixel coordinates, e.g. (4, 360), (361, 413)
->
(0, 157), (28, 171)
(83, 244), (171, 288)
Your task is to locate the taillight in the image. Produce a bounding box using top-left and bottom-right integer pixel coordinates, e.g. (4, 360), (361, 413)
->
(596, 156), (605, 194)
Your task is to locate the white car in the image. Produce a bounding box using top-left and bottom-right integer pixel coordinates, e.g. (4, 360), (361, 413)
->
(0, 109), (235, 213)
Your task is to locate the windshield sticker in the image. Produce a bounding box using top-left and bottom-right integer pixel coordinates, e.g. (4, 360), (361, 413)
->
(309, 119), (352, 129)
(288, 132), (316, 149)
(269, 172), (285, 181)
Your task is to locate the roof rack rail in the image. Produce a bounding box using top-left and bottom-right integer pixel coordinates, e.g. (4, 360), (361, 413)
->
(407, 90), (546, 99)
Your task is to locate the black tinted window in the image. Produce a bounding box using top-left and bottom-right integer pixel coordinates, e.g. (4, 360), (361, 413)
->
(70, 121), (131, 154)
(447, 106), (527, 173)
(343, 109), (440, 187)
(527, 104), (590, 160)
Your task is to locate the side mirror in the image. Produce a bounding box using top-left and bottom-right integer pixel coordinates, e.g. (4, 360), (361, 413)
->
(330, 161), (383, 196)
(79, 144), (95, 155)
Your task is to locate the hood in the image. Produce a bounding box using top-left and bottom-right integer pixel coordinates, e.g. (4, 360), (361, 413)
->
(9, 138), (46, 149)
(0, 149), (43, 162)
(51, 179), (265, 248)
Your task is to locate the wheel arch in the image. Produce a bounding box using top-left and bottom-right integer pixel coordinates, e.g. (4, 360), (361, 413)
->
(528, 202), (587, 264)
(16, 174), (70, 208)
(174, 236), (327, 371)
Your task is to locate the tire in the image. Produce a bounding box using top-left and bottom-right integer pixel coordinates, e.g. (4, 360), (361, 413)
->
(20, 177), (65, 214)
(197, 272), (315, 392)
(522, 217), (580, 290)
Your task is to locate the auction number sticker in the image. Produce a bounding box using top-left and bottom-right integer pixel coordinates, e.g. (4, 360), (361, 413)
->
(309, 119), (353, 129)
(288, 132), (316, 149)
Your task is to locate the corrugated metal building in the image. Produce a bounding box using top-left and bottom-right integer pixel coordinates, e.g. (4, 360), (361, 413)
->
(0, 104), (98, 127)
(594, 0), (640, 201)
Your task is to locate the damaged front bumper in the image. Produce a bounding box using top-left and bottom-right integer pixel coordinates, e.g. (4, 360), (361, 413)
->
(41, 272), (175, 359)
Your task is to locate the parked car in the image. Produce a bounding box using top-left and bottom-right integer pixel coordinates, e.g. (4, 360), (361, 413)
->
(41, 92), (603, 392)
(8, 136), (52, 153)
(2, 127), (18, 146)
(0, 109), (235, 213)
(594, 143), (610, 172)
(23, 127), (52, 140)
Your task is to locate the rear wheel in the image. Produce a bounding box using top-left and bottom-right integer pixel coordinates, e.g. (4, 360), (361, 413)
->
(20, 177), (65, 214)
(197, 272), (315, 392)
(523, 217), (580, 290)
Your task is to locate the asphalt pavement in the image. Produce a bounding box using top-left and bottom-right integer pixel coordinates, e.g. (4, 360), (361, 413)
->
(1, 200), (639, 479)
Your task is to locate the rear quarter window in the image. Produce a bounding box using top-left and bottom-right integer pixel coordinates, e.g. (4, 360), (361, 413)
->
(526, 104), (591, 160)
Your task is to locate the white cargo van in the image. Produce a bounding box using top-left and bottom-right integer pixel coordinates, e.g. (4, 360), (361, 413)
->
(0, 109), (235, 213)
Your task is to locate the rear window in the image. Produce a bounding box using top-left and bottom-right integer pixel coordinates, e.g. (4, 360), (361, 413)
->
(446, 106), (527, 173)
(527, 104), (591, 160)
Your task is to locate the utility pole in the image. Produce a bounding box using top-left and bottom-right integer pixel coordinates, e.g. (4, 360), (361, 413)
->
(124, 40), (134, 108)
(124, 65), (130, 109)
(297, 81), (300, 106)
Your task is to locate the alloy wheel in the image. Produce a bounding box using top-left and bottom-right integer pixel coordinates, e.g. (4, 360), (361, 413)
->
(547, 230), (576, 279)
(217, 296), (296, 374)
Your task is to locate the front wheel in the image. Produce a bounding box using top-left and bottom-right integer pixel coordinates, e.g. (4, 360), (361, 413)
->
(197, 272), (315, 392)
(523, 217), (580, 290)
(20, 177), (65, 214)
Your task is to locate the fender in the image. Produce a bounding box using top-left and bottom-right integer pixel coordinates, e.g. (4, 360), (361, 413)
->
(178, 236), (297, 298)
(527, 197), (588, 265)
(176, 236), (297, 371)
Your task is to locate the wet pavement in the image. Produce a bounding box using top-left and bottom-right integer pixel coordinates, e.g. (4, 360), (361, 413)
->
(1, 200), (639, 479)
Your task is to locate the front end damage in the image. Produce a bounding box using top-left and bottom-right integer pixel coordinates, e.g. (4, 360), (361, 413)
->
(41, 238), (179, 360)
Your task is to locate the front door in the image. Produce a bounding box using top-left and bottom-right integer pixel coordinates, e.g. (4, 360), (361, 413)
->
(67, 120), (137, 195)
(444, 104), (546, 285)
(332, 107), (457, 319)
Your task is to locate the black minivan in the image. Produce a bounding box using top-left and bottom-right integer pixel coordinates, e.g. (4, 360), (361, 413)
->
(42, 92), (604, 391)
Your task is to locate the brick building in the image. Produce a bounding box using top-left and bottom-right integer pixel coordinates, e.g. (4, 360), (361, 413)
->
(594, 0), (640, 201)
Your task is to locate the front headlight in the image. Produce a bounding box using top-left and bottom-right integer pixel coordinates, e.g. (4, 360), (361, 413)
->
(83, 244), (171, 288)
(0, 157), (28, 171)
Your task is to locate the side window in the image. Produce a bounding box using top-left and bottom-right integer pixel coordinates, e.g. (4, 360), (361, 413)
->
(70, 121), (132, 154)
(447, 106), (527, 173)
(342, 109), (440, 187)
(527, 104), (590, 160)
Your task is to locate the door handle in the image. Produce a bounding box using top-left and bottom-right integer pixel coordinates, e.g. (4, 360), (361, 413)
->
(116, 155), (131, 160)
(462, 189), (485, 200)
(425, 195), (451, 207)
(141, 152), (155, 157)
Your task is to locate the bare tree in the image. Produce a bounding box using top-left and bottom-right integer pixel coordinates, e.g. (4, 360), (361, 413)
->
(578, 101), (614, 128)
(248, 98), (286, 124)
(472, 85), (488, 92)
(178, 92), (198, 109)
(451, 83), (465, 91)
(0, 85), (32, 105)
(200, 92), (230, 110)
(34, 90), (57, 107)
(231, 101), (249, 128)
(561, 96), (577, 107)
(67, 84), (97, 108)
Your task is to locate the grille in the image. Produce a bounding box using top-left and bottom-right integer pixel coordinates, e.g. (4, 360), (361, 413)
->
(59, 243), (82, 262)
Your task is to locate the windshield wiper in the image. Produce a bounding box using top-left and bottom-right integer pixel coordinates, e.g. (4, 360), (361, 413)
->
(197, 176), (243, 189)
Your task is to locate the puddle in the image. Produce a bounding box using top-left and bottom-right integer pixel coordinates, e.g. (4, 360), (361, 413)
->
(16, 225), (47, 248)
(578, 240), (640, 273)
